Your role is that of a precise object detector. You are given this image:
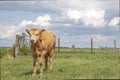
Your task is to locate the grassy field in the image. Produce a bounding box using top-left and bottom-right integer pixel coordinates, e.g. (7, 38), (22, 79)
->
(1, 48), (120, 80)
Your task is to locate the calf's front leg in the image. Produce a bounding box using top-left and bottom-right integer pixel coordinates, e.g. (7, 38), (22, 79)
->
(33, 56), (37, 76)
(39, 51), (46, 75)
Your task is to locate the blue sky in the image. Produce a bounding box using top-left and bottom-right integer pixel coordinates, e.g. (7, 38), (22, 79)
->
(0, 0), (120, 48)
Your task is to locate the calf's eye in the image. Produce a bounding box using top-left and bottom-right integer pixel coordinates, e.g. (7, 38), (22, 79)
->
(36, 34), (39, 36)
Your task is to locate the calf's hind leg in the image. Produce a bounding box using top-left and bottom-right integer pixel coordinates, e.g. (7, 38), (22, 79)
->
(49, 49), (54, 72)
(44, 55), (48, 71)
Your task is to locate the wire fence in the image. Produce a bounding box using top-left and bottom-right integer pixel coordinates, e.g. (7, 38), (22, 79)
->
(0, 36), (119, 49)
(56, 37), (119, 49)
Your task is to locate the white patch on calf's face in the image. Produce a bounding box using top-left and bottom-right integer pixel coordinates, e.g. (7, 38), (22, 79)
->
(27, 29), (40, 43)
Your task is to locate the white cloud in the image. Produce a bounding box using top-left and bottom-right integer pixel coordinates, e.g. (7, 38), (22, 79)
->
(19, 15), (52, 27)
(67, 9), (106, 27)
(108, 17), (120, 31)
(0, 15), (52, 39)
(19, 20), (33, 27)
(67, 9), (82, 22)
(0, 25), (18, 39)
(34, 15), (52, 27)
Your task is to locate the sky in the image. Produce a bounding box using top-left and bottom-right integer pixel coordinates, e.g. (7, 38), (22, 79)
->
(0, 0), (120, 48)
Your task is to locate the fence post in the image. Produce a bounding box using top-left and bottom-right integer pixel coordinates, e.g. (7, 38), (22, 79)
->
(91, 38), (93, 53)
(21, 33), (25, 47)
(14, 34), (20, 58)
(58, 38), (60, 52)
(114, 40), (116, 50)
(71, 44), (75, 50)
(19, 36), (22, 48)
(13, 44), (15, 57)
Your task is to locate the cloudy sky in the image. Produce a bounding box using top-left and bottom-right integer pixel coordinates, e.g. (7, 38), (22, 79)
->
(0, 0), (120, 48)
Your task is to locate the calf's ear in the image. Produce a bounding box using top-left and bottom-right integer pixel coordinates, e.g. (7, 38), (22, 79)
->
(39, 29), (45, 34)
(26, 29), (30, 35)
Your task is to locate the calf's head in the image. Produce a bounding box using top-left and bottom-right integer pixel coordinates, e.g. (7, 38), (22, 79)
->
(26, 28), (45, 43)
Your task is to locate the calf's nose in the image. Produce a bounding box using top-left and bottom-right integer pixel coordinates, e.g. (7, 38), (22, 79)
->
(30, 39), (35, 42)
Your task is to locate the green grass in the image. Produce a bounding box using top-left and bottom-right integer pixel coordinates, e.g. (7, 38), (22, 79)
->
(0, 48), (12, 59)
(1, 48), (120, 80)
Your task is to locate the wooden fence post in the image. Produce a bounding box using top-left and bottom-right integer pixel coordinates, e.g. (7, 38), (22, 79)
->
(14, 34), (20, 58)
(13, 44), (15, 57)
(114, 40), (116, 50)
(91, 38), (93, 53)
(19, 36), (22, 48)
(58, 38), (60, 52)
(22, 33), (25, 44)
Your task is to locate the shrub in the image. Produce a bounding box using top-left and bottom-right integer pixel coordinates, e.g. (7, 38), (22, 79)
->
(0, 48), (7, 59)
(19, 44), (31, 55)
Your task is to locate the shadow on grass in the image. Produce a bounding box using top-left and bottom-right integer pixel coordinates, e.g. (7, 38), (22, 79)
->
(24, 70), (32, 76)
(24, 70), (42, 76)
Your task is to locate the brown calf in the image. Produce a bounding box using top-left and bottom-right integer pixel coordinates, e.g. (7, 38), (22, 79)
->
(26, 28), (56, 75)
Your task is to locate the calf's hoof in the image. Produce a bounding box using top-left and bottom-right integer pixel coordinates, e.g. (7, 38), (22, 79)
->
(49, 69), (53, 72)
(40, 73), (43, 76)
(44, 68), (48, 71)
(32, 73), (36, 76)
